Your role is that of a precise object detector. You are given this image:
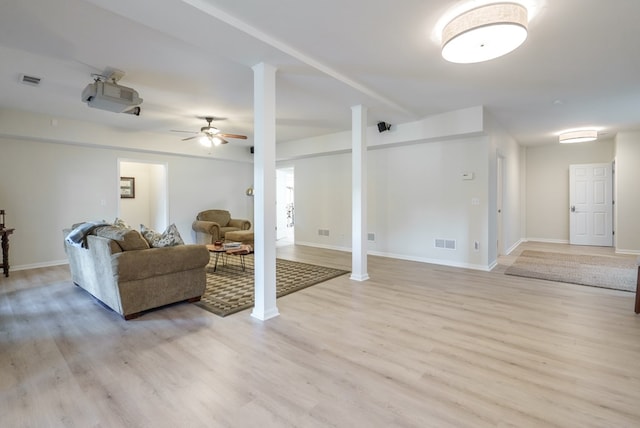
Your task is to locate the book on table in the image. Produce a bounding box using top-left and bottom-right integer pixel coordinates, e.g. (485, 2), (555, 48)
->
(223, 241), (241, 250)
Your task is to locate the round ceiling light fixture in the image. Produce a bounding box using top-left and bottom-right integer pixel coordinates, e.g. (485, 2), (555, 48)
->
(442, 3), (529, 64)
(558, 130), (598, 144)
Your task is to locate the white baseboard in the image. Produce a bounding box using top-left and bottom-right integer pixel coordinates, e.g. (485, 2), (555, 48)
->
(368, 250), (493, 272)
(526, 238), (570, 244)
(615, 249), (640, 256)
(294, 242), (494, 271)
(11, 259), (68, 272)
(504, 239), (525, 255)
(294, 241), (351, 253)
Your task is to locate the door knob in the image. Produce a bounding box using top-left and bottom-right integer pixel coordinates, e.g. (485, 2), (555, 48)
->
(570, 205), (576, 212)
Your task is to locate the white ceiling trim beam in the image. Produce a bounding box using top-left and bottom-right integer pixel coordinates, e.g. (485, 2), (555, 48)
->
(180, 0), (416, 117)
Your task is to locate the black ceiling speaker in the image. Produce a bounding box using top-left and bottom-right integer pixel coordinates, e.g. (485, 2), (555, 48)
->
(377, 121), (391, 132)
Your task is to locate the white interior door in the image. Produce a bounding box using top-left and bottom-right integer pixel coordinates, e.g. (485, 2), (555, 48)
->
(569, 163), (613, 246)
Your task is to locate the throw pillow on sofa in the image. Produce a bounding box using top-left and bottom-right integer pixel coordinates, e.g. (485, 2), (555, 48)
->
(113, 217), (132, 229)
(140, 223), (185, 248)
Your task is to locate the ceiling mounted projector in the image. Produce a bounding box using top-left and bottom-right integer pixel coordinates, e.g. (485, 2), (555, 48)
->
(81, 71), (143, 114)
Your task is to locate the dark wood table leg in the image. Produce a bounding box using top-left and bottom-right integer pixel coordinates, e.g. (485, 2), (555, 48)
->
(635, 266), (640, 314)
(1, 232), (9, 277)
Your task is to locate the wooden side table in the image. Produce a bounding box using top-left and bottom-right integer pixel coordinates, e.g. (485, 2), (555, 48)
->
(635, 259), (640, 314)
(206, 243), (253, 272)
(206, 244), (227, 272)
(0, 228), (15, 277)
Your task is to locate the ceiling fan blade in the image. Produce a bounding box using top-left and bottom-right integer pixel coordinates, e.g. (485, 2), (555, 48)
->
(170, 129), (198, 134)
(181, 135), (198, 141)
(218, 133), (247, 139)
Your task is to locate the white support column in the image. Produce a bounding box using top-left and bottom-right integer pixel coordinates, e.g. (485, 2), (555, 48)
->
(251, 62), (279, 320)
(351, 105), (369, 281)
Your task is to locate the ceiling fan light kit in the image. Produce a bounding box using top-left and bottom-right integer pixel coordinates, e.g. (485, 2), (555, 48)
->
(199, 136), (212, 148)
(441, 2), (528, 64)
(559, 130), (598, 144)
(176, 116), (247, 147)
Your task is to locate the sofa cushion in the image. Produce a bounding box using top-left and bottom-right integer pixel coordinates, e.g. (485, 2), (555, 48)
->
(141, 223), (184, 248)
(115, 244), (210, 282)
(94, 226), (150, 251)
(220, 226), (241, 238)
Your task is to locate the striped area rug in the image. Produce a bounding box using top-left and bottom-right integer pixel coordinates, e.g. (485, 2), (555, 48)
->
(196, 253), (349, 317)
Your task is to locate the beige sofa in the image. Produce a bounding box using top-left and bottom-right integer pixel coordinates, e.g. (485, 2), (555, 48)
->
(192, 209), (251, 244)
(63, 226), (210, 320)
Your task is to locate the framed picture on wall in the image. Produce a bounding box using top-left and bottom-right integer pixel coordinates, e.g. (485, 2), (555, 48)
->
(120, 177), (135, 199)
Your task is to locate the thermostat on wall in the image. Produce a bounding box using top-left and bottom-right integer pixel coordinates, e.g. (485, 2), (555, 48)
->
(462, 172), (474, 180)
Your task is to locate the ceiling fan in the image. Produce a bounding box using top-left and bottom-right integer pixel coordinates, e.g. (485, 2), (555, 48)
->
(172, 116), (247, 147)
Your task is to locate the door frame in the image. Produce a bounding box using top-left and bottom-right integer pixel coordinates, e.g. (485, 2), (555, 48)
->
(497, 153), (505, 256)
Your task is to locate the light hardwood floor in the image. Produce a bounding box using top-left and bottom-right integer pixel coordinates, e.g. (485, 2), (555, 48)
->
(1, 242), (639, 427)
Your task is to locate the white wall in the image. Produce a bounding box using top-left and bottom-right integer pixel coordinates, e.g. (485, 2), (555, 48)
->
(294, 153), (352, 248)
(0, 136), (253, 270)
(614, 131), (640, 253)
(368, 138), (489, 269)
(525, 139), (615, 242)
(149, 163), (168, 230)
(279, 105), (526, 271)
(292, 136), (492, 270)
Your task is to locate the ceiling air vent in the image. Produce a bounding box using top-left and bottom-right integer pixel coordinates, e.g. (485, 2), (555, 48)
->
(20, 74), (42, 86)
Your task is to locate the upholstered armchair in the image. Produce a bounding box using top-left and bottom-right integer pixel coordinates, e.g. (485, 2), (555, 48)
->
(192, 209), (251, 244)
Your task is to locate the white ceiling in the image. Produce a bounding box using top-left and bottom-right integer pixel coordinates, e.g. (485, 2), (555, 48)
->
(1, 0), (639, 148)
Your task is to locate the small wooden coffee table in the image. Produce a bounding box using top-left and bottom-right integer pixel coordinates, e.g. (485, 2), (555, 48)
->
(206, 244), (253, 272)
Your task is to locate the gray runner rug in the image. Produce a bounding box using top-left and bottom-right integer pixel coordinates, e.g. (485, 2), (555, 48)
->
(505, 250), (637, 292)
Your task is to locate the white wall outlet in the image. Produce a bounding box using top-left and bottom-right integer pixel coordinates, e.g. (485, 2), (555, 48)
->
(471, 197), (480, 205)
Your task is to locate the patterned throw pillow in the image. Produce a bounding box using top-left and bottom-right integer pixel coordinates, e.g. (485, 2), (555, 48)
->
(140, 223), (184, 248)
(113, 218), (131, 229)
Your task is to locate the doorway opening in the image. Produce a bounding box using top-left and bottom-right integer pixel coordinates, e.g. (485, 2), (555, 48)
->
(276, 167), (294, 245)
(118, 159), (169, 231)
